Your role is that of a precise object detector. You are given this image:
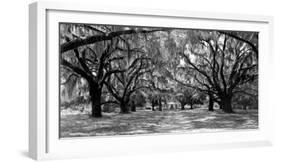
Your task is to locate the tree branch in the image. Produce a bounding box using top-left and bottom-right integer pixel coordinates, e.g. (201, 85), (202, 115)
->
(60, 73), (79, 85)
(219, 31), (258, 54)
(60, 58), (91, 81)
(61, 28), (167, 53)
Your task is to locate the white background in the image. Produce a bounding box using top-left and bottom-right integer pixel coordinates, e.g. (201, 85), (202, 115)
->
(0, 0), (280, 162)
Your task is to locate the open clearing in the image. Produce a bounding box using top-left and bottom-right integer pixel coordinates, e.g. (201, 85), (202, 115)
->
(60, 108), (258, 138)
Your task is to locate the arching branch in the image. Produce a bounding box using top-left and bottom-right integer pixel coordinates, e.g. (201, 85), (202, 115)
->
(60, 28), (167, 53)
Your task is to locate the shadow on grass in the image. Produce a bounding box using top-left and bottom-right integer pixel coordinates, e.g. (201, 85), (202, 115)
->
(60, 108), (258, 137)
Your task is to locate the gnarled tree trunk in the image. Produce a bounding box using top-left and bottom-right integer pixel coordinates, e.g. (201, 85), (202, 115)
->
(131, 101), (136, 112)
(158, 97), (162, 111)
(120, 101), (129, 114)
(190, 103), (193, 109)
(220, 95), (233, 113)
(89, 83), (102, 117)
(208, 93), (214, 111)
(152, 105), (155, 111)
(180, 103), (185, 110)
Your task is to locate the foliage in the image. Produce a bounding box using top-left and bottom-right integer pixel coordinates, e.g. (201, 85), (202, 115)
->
(59, 23), (258, 118)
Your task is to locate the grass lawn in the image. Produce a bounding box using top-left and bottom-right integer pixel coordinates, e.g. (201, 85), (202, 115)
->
(60, 108), (258, 138)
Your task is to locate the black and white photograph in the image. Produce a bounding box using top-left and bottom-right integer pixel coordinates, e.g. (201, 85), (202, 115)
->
(59, 23), (258, 138)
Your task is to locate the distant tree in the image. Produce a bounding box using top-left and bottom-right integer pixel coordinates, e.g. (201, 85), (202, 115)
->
(148, 93), (159, 111)
(175, 90), (189, 110)
(176, 88), (203, 110)
(104, 45), (151, 113)
(131, 91), (146, 106)
(232, 80), (258, 110)
(143, 33), (173, 111)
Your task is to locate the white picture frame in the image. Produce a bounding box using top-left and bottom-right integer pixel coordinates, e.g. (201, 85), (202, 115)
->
(29, 1), (274, 160)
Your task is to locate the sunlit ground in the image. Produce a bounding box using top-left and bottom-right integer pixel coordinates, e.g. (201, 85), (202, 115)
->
(60, 107), (258, 138)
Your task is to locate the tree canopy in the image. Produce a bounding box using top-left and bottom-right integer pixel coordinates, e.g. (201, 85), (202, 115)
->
(60, 23), (258, 117)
